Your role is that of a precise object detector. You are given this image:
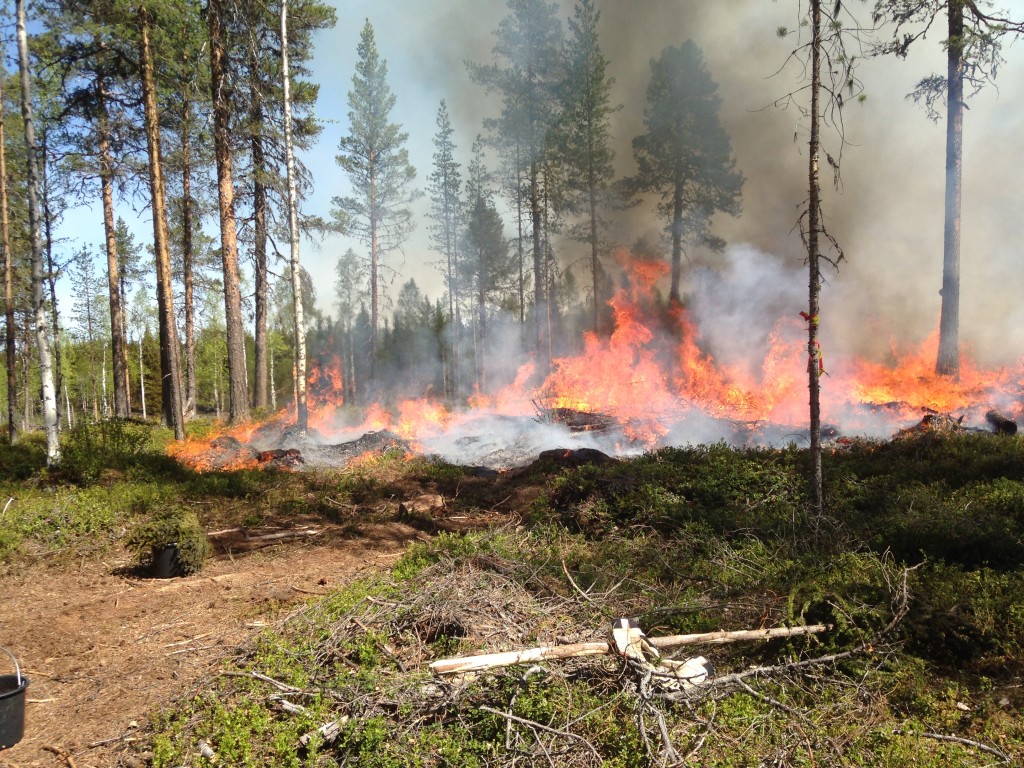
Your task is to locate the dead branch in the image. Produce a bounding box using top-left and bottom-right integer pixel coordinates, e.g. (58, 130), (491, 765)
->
(899, 728), (1013, 765)
(560, 559), (597, 604)
(430, 623), (831, 675)
(479, 705), (603, 763)
(297, 716), (350, 747)
(430, 642), (610, 675)
(243, 528), (321, 543)
(197, 739), (217, 763)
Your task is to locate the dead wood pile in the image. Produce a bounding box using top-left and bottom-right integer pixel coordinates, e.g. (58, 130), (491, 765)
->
(193, 549), (924, 767)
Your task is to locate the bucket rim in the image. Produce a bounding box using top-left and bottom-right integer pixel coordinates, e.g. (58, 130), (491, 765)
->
(0, 647), (20, 686)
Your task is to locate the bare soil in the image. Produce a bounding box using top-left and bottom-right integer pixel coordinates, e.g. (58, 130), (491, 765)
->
(0, 522), (432, 768)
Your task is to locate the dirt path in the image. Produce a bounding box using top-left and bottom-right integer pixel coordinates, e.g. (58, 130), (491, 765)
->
(0, 523), (429, 768)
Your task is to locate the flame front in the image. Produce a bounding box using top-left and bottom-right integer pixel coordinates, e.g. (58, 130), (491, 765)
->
(171, 250), (1023, 471)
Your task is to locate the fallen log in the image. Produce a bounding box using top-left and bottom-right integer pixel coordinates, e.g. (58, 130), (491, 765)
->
(985, 410), (1018, 436)
(429, 623), (830, 676)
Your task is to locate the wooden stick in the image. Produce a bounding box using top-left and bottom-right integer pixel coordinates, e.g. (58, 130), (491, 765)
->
(429, 624), (830, 675)
(649, 624), (830, 649)
(429, 642), (610, 675)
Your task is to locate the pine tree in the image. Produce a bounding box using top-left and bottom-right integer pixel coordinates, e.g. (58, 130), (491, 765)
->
(871, 1), (1024, 376)
(333, 20), (418, 378)
(558, 0), (618, 333)
(334, 248), (366, 404)
(207, 0), (250, 424)
(469, 0), (564, 359)
(138, 2), (185, 439)
(427, 100), (463, 399)
(462, 195), (511, 392)
(627, 41), (743, 305)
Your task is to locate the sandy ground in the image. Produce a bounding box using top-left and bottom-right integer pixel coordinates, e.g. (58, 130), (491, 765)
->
(0, 523), (429, 768)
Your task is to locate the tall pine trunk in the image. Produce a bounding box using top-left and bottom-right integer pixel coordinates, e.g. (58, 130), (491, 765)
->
(249, 54), (269, 410)
(806, 0), (824, 519)
(589, 173), (600, 332)
(208, 0), (251, 424)
(181, 114), (197, 418)
(530, 158), (545, 360)
(16, 0), (59, 463)
(98, 72), (129, 418)
(669, 158), (684, 305)
(280, 0), (308, 432)
(139, 6), (185, 440)
(936, 1), (964, 376)
(1, 69), (16, 444)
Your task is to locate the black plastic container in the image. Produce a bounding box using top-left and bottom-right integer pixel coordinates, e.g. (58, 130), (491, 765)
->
(0, 648), (27, 749)
(152, 543), (185, 578)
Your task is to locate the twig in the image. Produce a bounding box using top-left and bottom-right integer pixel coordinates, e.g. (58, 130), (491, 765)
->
(41, 745), (77, 768)
(657, 645), (866, 701)
(560, 559), (597, 605)
(86, 734), (136, 749)
(221, 670), (302, 693)
(898, 729), (1012, 764)
(479, 705), (603, 763)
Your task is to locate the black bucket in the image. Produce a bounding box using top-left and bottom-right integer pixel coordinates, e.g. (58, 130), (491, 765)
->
(0, 648), (28, 749)
(152, 543), (184, 578)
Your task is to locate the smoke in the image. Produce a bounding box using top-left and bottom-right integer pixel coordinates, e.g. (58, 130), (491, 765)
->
(310, 0), (1024, 374)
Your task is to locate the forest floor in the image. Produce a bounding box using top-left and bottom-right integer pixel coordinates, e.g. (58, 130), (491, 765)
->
(0, 522), (430, 768)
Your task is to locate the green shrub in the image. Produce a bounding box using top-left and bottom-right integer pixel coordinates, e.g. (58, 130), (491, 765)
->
(61, 419), (152, 482)
(126, 506), (210, 575)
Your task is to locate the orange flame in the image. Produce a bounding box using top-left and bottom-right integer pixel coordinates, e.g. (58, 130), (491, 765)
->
(171, 249), (1024, 470)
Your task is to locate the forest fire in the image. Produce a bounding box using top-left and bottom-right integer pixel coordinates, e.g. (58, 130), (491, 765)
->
(168, 250), (1023, 474)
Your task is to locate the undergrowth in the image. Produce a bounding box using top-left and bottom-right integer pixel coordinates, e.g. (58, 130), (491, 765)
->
(2, 423), (1022, 764)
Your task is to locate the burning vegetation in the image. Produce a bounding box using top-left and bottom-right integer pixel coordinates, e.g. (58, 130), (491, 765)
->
(170, 250), (1022, 474)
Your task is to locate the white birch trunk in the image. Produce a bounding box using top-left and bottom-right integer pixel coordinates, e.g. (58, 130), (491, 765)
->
(280, 0), (308, 433)
(16, 0), (59, 464)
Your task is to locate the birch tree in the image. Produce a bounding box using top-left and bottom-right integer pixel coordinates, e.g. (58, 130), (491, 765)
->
(16, 0), (60, 463)
(1, 68), (16, 443)
(280, 0), (308, 433)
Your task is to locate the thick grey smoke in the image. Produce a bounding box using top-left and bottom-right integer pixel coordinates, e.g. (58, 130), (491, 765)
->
(310, 0), (1024, 371)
